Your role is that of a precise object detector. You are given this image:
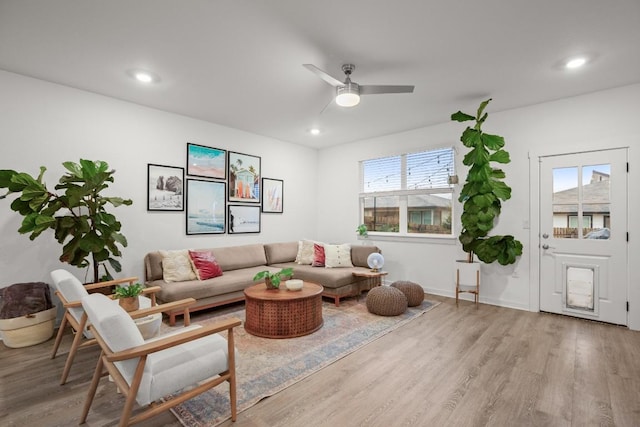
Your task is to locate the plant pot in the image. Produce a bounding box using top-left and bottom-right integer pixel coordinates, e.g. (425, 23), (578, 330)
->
(264, 277), (280, 290)
(119, 296), (139, 312)
(455, 260), (481, 306)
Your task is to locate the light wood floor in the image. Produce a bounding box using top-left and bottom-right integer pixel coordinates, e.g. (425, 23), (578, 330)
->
(2, 296), (639, 426)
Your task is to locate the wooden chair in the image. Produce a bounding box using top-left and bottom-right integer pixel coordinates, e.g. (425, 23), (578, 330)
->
(79, 293), (240, 426)
(49, 269), (179, 385)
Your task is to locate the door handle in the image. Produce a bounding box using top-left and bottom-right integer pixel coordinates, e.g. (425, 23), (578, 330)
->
(542, 244), (556, 250)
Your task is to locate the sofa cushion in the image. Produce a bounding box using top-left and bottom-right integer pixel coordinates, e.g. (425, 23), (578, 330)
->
(295, 240), (315, 265)
(312, 243), (325, 267)
(160, 250), (197, 282)
(188, 250), (223, 280)
(264, 242), (298, 265)
(324, 243), (354, 268)
(210, 244), (267, 271)
(351, 245), (381, 268)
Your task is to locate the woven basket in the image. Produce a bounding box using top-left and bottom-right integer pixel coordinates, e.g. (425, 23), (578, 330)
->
(366, 286), (407, 316)
(390, 281), (425, 307)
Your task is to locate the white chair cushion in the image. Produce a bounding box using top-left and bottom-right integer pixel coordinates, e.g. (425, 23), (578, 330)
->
(82, 293), (145, 381)
(82, 293), (232, 407)
(138, 332), (230, 405)
(51, 269), (89, 324)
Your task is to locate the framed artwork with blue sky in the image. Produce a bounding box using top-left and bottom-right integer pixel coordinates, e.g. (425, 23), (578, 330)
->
(187, 143), (226, 179)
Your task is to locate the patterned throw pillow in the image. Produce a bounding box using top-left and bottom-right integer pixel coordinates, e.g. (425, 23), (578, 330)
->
(188, 250), (223, 280)
(312, 243), (326, 267)
(295, 239), (316, 265)
(160, 250), (197, 282)
(324, 243), (354, 268)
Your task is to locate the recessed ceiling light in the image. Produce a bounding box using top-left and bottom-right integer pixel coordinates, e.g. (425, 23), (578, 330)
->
(309, 128), (321, 136)
(127, 69), (160, 84)
(565, 57), (587, 69)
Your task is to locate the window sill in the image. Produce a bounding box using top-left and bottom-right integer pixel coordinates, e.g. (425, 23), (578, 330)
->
(358, 234), (457, 245)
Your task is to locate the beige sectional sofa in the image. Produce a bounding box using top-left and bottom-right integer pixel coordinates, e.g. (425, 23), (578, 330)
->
(144, 241), (381, 325)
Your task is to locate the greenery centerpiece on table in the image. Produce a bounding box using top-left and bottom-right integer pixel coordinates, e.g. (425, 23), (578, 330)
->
(451, 98), (523, 265)
(0, 159), (133, 282)
(253, 268), (294, 290)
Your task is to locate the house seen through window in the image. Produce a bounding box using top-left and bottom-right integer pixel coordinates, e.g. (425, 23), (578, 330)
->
(360, 147), (455, 236)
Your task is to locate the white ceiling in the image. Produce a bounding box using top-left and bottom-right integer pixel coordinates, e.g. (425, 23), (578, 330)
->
(1, 1), (639, 149)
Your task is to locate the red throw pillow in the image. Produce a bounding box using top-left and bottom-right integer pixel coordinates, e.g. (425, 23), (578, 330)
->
(188, 251), (223, 280)
(312, 243), (325, 267)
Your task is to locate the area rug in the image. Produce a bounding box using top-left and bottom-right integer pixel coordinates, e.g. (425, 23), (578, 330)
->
(169, 298), (439, 426)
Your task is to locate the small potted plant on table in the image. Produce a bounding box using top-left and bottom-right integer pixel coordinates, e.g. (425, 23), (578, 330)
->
(113, 283), (145, 312)
(253, 268), (294, 290)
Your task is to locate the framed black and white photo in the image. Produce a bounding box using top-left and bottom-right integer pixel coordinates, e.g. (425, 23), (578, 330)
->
(262, 178), (283, 213)
(228, 205), (261, 234)
(186, 143), (226, 179)
(186, 179), (226, 235)
(147, 164), (184, 211)
(228, 151), (261, 203)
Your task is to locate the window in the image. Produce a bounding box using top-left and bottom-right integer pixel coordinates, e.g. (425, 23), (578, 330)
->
(360, 147), (454, 237)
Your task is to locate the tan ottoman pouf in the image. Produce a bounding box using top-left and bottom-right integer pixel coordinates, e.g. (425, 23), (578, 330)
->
(366, 286), (408, 316)
(390, 281), (425, 307)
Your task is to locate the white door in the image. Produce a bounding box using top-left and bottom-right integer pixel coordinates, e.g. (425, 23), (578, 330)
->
(539, 148), (628, 325)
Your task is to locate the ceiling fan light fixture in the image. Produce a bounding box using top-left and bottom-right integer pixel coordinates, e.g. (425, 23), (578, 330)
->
(335, 83), (360, 107)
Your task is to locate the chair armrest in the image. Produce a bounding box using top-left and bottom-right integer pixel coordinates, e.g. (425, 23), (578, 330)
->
(83, 277), (138, 291)
(106, 317), (242, 362)
(128, 298), (196, 319)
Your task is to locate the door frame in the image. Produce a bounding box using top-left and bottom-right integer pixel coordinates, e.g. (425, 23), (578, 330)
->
(528, 146), (631, 325)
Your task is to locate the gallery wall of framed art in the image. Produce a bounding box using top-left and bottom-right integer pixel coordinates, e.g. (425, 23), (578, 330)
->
(147, 143), (282, 235)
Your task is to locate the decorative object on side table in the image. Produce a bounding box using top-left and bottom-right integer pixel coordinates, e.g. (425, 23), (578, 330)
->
(113, 282), (145, 312)
(253, 267), (294, 290)
(367, 252), (384, 272)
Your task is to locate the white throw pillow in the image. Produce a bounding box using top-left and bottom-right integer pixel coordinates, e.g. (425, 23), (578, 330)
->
(161, 250), (197, 282)
(295, 239), (316, 265)
(324, 244), (354, 268)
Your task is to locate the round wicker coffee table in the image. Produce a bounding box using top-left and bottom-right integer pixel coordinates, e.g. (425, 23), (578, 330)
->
(244, 282), (323, 338)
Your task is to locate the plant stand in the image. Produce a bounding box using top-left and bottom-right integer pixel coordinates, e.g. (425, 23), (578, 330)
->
(455, 261), (480, 307)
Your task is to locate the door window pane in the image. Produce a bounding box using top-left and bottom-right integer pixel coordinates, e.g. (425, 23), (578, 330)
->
(582, 164), (611, 239)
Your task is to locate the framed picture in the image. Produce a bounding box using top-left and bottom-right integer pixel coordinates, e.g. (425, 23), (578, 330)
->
(186, 143), (226, 179)
(228, 205), (261, 234)
(228, 151), (261, 203)
(186, 179), (226, 235)
(147, 164), (184, 211)
(262, 178), (283, 213)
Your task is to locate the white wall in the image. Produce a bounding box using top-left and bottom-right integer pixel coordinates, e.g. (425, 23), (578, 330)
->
(317, 84), (640, 329)
(0, 70), (318, 286)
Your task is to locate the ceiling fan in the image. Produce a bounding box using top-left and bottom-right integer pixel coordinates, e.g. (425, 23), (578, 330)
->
(303, 63), (415, 107)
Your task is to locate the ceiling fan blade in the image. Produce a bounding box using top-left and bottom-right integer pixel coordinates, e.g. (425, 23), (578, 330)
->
(303, 64), (343, 87)
(360, 85), (415, 95)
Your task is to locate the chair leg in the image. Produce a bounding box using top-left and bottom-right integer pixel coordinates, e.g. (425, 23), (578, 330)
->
(51, 315), (69, 359)
(60, 327), (84, 385)
(228, 329), (237, 422)
(80, 353), (104, 424)
(119, 357), (147, 427)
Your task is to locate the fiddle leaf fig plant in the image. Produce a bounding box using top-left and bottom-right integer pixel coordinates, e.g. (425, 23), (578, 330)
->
(0, 159), (133, 282)
(451, 98), (523, 265)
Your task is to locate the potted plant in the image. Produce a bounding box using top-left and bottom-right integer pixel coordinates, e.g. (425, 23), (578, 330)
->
(356, 224), (368, 237)
(451, 99), (523, 296)
(253, 268), (294, 290)
(113, 283), (144, 312)
(0, 159), (133, 283)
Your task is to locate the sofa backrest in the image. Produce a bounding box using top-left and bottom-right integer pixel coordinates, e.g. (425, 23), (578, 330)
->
(144, 243), (268, 282)
(264, 241), (298, 265)
(210, 244), (267, 271)
(350, 245), (381, 268)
